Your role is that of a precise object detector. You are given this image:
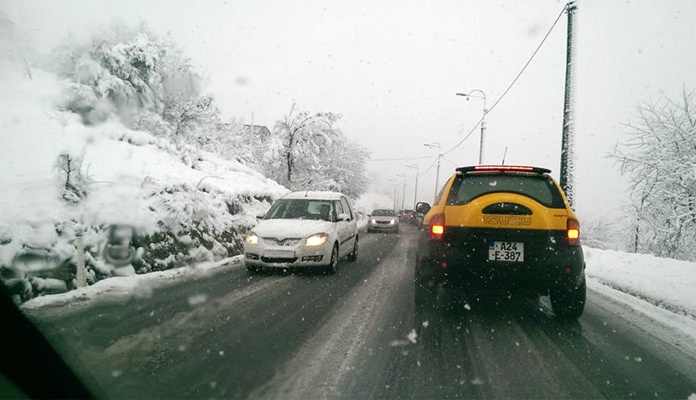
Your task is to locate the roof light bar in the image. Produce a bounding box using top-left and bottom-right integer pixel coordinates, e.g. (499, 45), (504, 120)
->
(456, 165), (552, 174)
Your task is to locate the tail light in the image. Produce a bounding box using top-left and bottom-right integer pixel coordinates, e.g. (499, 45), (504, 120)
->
(429, 213), (446, 241)
(567, 218), (580, 246)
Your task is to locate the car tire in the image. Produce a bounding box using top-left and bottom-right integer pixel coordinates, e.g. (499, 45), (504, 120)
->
(550, 273), (586, 320)
(347, 236), (359, 262)
(325, 244), (339, 274)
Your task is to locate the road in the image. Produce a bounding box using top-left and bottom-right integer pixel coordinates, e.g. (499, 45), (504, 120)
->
(27, 225), (696, 399)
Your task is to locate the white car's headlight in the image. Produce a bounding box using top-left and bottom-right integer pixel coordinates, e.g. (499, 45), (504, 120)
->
(245, 232), (259, 245)
(370, 218), (376, 224)
(306, 233), (329, 246)
(389, 219), (396, 224)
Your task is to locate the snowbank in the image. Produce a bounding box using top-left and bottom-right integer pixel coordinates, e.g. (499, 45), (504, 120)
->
(0, 61), (287, 299)
(21, 256), (244, 313)
(584, 246), (696, 319)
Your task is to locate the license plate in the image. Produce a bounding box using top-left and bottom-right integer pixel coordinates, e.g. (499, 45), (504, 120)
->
(264, 250), (295, 258)
(488, 241), (524, 262)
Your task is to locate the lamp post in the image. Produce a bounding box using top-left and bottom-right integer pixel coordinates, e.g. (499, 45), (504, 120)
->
(388, 178), (399, 213)
(407, 163), (418, 208)
(424, 142), (442, 200)
(456, 89), (487, 164)
(396, 173), (406, 211)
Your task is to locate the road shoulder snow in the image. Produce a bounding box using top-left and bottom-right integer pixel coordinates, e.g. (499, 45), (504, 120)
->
(21, 256), (244, 315)
(588, 281), (696, 372)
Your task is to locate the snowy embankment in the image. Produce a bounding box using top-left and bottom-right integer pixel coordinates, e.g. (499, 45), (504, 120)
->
(0, 61), (287, 298)
(584, 246), (696, 319)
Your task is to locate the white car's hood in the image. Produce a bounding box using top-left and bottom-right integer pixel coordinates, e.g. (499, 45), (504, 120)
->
(253, 219), (334, 239)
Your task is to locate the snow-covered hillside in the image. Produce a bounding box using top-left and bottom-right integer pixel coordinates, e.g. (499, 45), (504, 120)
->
(0, 61), (287, 298)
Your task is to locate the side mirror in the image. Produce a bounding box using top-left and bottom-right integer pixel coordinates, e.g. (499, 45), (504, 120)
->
(337, 213), (350, 221)
(256, 214), (265, 220)
(415, 202), (431, 214)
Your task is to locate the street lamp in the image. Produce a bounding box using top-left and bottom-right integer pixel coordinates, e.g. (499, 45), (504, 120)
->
(388, 178), (400, 212)
(407, 163), (418, 209)
(424, 142), (442, 200)
(456, 89), (487, 164)
(396, 173), (406, 211)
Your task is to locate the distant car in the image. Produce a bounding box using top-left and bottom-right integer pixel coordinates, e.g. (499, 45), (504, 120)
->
(244, 191), (359, 274)
(367, 209), (399, 233)
(415, 165), (586, 319)
(399, 209), (415, 223)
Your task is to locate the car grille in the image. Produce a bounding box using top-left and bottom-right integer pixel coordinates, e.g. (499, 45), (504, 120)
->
(262, 237), (301, 246)
(261, 256), (298, 263)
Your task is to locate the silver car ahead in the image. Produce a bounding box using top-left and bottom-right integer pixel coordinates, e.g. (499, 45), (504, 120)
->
(367, 209), (400, 234)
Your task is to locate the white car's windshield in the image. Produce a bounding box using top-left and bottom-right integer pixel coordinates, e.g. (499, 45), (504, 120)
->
(265, 199), (334, 221)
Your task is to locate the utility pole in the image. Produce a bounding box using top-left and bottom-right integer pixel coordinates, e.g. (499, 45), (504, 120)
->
(560, 1), (577, 207)
(413, 173), (418, 207)
(401, 179), (406, 211)
(424, 142), (442, 201)
(456, 90), (487, 164)
(434, 154), (441, 199)
(407, 163), (419, 208)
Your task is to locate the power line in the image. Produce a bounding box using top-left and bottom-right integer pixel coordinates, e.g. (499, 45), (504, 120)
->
(441, 156), (458, 166)
(418, 156), (440, 176)
(443, 3), (569, 156)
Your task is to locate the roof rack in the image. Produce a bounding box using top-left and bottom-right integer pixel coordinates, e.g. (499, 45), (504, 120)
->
(456, 165), (552, 174)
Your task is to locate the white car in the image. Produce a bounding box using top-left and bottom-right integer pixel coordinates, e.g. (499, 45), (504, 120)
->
(244, 191), (359, 274)
(367, 208), (400, 233)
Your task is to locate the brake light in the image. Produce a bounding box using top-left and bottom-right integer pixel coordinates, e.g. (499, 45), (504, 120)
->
(457, 165), (552, 174)
(474, 165), (534, 172)
(567, 218), (580, 246)
(429, 213), (445, 241)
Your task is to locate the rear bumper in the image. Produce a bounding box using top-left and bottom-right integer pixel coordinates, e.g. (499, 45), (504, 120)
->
(416, 227), (584, 293)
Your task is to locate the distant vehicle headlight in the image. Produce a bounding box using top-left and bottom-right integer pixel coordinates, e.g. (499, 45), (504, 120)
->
(370, 218), (376, 224)
(305, 233), (329, 246)
(389, 219), (396, 224)
(246, 232), (259, 245)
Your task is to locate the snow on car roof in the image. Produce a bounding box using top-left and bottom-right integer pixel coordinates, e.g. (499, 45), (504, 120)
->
(282, 191), (345, 200)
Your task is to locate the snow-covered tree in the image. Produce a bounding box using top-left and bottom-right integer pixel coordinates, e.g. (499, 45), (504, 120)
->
(54, 20), (219, 145)
(55, 152), (90, 204)
(319, 137), (370, 198)
(265, 104), (341, 184)
(261, 104), (369, 197)
(610, 89), (696, 260)
(55, 22), (167, 123)
(200, 120), (259, 166)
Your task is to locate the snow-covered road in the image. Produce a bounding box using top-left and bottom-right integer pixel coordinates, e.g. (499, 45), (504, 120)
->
(23, 226), (696, 399)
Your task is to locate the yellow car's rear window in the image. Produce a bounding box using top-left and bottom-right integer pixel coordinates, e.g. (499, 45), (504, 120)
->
(446, 174), (565, 208)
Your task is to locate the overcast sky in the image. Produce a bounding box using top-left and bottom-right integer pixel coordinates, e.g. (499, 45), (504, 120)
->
(3, 0), (696, 217)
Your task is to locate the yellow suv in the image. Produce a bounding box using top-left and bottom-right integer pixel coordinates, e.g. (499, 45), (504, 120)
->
(415, 165), (585, 319)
